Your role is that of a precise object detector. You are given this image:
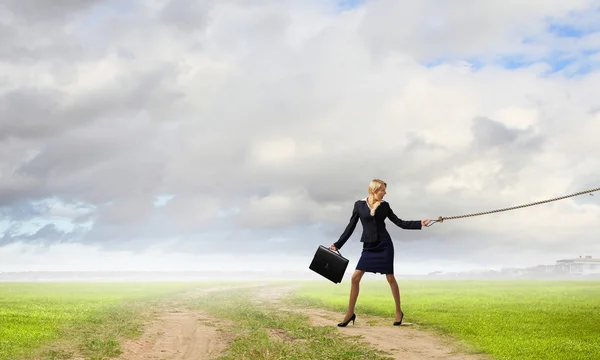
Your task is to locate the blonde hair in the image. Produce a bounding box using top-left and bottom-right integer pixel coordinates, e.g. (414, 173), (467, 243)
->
(367, 178), (387, 216)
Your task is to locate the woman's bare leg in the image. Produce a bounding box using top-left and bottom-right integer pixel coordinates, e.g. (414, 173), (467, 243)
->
(386, 273), (403, 321)
(343, 270), (364, 321)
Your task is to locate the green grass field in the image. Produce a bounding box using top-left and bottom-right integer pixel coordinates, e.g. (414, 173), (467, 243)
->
(3, 279), (599, 360)
(0, 282), (202, 360)
(292, 279), (600, 360)
(1, 281), (393, 360)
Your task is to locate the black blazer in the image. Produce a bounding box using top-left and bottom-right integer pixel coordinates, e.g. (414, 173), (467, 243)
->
(333, 199), (422, 249)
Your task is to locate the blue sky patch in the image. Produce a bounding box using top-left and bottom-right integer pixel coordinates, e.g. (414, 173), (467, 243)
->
(421, 13), (600, 78)
(337, 0), (366, 11)
(548, 24), (588, 38)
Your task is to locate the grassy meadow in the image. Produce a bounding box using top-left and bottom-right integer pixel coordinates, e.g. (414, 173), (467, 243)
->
(2, 279), (599, 360)
(292, 279), (600, 360)
(2, 281), (393, 360)
(0, 282), (203, 360)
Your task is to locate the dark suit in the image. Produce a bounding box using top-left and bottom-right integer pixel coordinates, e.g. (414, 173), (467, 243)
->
(333, 199), (422, 250)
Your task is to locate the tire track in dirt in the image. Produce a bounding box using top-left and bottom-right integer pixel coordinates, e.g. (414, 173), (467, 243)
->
(256, 285), (491, 360)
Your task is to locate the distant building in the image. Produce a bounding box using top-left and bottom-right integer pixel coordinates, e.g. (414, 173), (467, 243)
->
(555, 256), (600, 275)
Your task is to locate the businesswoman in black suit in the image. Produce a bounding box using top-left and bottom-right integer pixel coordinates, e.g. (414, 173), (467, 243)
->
(330, 179), (431, 327)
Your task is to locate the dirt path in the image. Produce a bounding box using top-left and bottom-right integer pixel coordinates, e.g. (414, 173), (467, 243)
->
(295, 307), (488, 360)
(115, 285), (259, 360)
(257, 285), (490, 360)
(115, 283), (489, 360)
(116, 310), (230, 360)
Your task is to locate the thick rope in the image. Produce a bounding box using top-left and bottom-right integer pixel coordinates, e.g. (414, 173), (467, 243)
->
(425, 186), (600, 227)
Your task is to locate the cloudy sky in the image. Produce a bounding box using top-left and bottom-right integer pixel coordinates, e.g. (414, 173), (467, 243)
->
(1, 0), (599, 275)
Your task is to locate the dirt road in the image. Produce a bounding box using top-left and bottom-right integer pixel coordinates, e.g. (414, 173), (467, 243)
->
(115, 284), (249, 360)
(259, 285), (489, 360)
(115, 284), (489, 360)
(294, 307), (487, 360)
(116, 310), (231, 360)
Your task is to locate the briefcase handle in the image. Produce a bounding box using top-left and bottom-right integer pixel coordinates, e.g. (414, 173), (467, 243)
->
(330, 247), (342, 256)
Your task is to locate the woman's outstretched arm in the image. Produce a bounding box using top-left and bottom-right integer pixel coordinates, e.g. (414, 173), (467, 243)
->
(387, 203), (428, 229)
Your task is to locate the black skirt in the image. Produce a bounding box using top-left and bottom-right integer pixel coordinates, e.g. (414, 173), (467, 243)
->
(355, 240), (394, 275)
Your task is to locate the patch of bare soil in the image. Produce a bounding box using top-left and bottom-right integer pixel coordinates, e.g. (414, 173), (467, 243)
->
(259, 286), (491, 360)
(298, 307), (489, 360)
(114, 285), (246, 360)
(116, 310), (231, 360)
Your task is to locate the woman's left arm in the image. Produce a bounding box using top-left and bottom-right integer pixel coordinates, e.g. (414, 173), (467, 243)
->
(387, 203), (426, 229)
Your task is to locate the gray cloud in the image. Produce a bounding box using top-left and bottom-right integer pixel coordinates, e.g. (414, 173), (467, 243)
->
(1, 0), (102, 22)
(159, 0), (215, 32)
(1, 0), (599, 272)
(0, 1), (108, 62)
(0, 223), (82, 246)
(0, 200), (48, 221)
(1, 88), (69, 140)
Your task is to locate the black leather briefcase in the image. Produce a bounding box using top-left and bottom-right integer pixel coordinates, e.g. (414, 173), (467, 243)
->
(309, 245), (349, 284)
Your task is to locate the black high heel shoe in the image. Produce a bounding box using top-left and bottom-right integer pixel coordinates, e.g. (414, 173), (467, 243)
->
(393, 311), (404, 326)
(337, 313), (356, 327)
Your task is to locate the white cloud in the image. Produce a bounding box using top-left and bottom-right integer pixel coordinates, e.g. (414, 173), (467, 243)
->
(1, 0), (600, 273)
(356, 0), (596, 61)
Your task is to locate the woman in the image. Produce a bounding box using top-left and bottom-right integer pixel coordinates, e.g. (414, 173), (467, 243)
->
(330, 179), (431, 327)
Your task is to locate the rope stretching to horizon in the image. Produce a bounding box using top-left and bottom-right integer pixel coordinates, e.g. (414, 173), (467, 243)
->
(425, 186), (600, 227)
